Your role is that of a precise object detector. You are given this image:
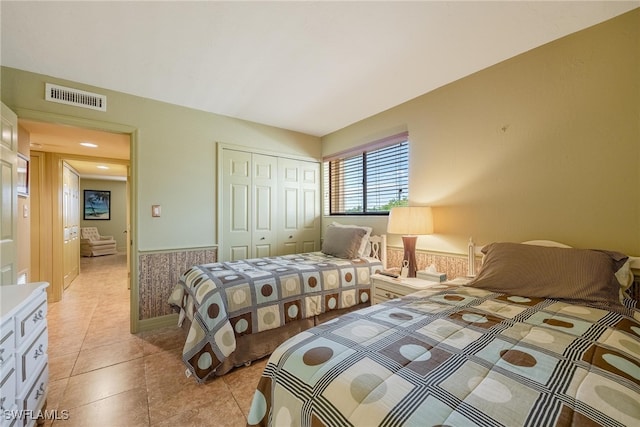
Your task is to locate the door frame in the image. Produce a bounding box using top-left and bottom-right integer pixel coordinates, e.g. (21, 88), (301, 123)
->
(15, 108), (140, 333)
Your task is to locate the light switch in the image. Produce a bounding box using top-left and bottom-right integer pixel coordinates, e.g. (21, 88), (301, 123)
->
(152, 205), (161, 217)
(23, 205), (29, 218)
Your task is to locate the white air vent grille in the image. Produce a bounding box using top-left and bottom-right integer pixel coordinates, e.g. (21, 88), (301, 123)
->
(45, 83), (107, 112)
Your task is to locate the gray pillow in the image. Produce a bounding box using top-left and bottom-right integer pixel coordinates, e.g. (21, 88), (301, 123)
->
(321, 225), (367, 259)
(469, 242), (628, 310)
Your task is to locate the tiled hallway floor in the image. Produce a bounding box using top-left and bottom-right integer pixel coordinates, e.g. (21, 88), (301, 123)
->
(46, 253), (266, 426)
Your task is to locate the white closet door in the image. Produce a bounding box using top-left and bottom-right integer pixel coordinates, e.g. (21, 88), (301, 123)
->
(299, 161), (321, 253)
(278, 158), (300, 254)
(278, 158), (320, 254)
(252, 154), (277, 258)
(221, 150), (252, 261)
(221, 147), (320, 260)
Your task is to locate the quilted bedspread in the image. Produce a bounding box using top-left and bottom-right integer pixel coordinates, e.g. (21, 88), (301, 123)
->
(168, 252), (383, 382)
(247, 284), (640, 426)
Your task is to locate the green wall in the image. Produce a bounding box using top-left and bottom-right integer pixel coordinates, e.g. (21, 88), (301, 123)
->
(1, 68), (321, 252)
(322, 9), (640, 256)
(80, 179), (127, 251)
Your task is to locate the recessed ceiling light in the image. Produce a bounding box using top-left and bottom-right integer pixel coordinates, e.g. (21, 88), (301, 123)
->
(97, 165), (109, 170)
(80, 142), (98, 148)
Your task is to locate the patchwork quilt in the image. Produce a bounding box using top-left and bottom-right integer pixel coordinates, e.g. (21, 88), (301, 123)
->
(168, 252), (383, 382)
(248, 284), (640, 427)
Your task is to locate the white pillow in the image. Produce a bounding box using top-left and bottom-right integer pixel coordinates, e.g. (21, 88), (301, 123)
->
(615, 259), (634, 301)
(330, 222), (372, 257)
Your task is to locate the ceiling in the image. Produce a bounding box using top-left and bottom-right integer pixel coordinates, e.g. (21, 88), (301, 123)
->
(2, 1), (639, 173)
(20, 120), (130, 180)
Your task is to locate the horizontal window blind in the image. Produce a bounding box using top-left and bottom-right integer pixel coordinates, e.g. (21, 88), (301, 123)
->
(325, 133), (409, 215)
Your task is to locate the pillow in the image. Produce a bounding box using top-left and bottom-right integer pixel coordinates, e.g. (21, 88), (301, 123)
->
(615, 259), (634, 301)
(468, 242), (628, 310)
(321, 225), (367, 259)
(522, 240), (633, 303)
(330, 222), (372, 257)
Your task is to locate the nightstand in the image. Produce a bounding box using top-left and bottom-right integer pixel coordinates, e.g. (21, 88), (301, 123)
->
(370, 274), (440, 304)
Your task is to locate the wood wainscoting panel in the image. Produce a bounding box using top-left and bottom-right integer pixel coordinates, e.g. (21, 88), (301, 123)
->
(387, 247), (475, 280)
(138, 248), (217, 320)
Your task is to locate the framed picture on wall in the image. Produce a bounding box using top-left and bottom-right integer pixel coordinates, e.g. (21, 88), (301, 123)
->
(84, 190), (111, 220)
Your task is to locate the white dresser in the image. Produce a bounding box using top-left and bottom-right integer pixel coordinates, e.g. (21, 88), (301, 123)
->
(1, 283), (49, 427)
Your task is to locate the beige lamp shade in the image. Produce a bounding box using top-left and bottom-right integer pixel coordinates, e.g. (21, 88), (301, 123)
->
(387, 206), (434, 235)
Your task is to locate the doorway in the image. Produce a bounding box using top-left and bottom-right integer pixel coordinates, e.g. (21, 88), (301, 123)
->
(18, 116), (137, 330)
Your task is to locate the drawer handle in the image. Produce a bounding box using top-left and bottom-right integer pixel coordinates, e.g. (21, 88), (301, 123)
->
(34, 344), (45, 359)
(0, 396), (5, 410)
(35, 382), (45, 400)
(0, 348), (3, 363)
(33, 309), (45, 322)
(385, 292), (391, 298)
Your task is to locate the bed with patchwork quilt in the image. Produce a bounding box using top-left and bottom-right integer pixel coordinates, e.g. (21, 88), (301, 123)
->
(247, 242), (640, 426)
(169, 231), (385, 382)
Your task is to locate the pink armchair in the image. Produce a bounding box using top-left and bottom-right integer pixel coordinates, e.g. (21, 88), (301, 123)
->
(80, 227), (117, 256)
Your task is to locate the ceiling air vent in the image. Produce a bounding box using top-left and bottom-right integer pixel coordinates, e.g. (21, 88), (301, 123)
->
(45, 83), (107, 112)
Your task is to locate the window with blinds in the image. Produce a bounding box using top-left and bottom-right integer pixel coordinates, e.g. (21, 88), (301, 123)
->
(324, 133), (409, 215)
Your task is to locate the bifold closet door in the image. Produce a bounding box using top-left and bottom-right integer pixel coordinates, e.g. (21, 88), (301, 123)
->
(278, 158), (320, 254)
(251, 154), (277, 258)
(221, 150), (277, 261)
(221, 150), (252, 261)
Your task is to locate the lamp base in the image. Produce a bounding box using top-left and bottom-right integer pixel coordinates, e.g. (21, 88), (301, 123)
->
(402, 235), (418, 278)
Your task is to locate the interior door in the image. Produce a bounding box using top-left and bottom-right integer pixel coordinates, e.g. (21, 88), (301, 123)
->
(299, 160), (321, 252)
(221, 149), (252, 261)
(62, 163), (80, 288)
(0, 103), (18, 285)
(252, 154), (277, 258)
(278, 158), (300, 255)
(126, 166), (131, 289)
(278, 158), (321, 254)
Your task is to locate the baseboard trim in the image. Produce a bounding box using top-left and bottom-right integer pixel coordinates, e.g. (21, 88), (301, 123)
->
(136, 313), (179, 332)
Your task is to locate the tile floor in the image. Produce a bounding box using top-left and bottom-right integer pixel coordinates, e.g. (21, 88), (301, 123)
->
(46, 252), (266, 426)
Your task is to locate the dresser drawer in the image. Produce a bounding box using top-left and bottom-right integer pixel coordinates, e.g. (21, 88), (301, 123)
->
(373, 284), (404, 302)
(1, 358), (17, 415)
(16, 327), (47, 386)
(371, 275), (439, 305)
(0, 318), (15, 370)
(14, 294), (47, 347)
(18, 362), (48, 426)
(1, 411), (20, 427)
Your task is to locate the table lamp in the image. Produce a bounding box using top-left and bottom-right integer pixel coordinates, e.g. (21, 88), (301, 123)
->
(387, 206), (434, 277)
